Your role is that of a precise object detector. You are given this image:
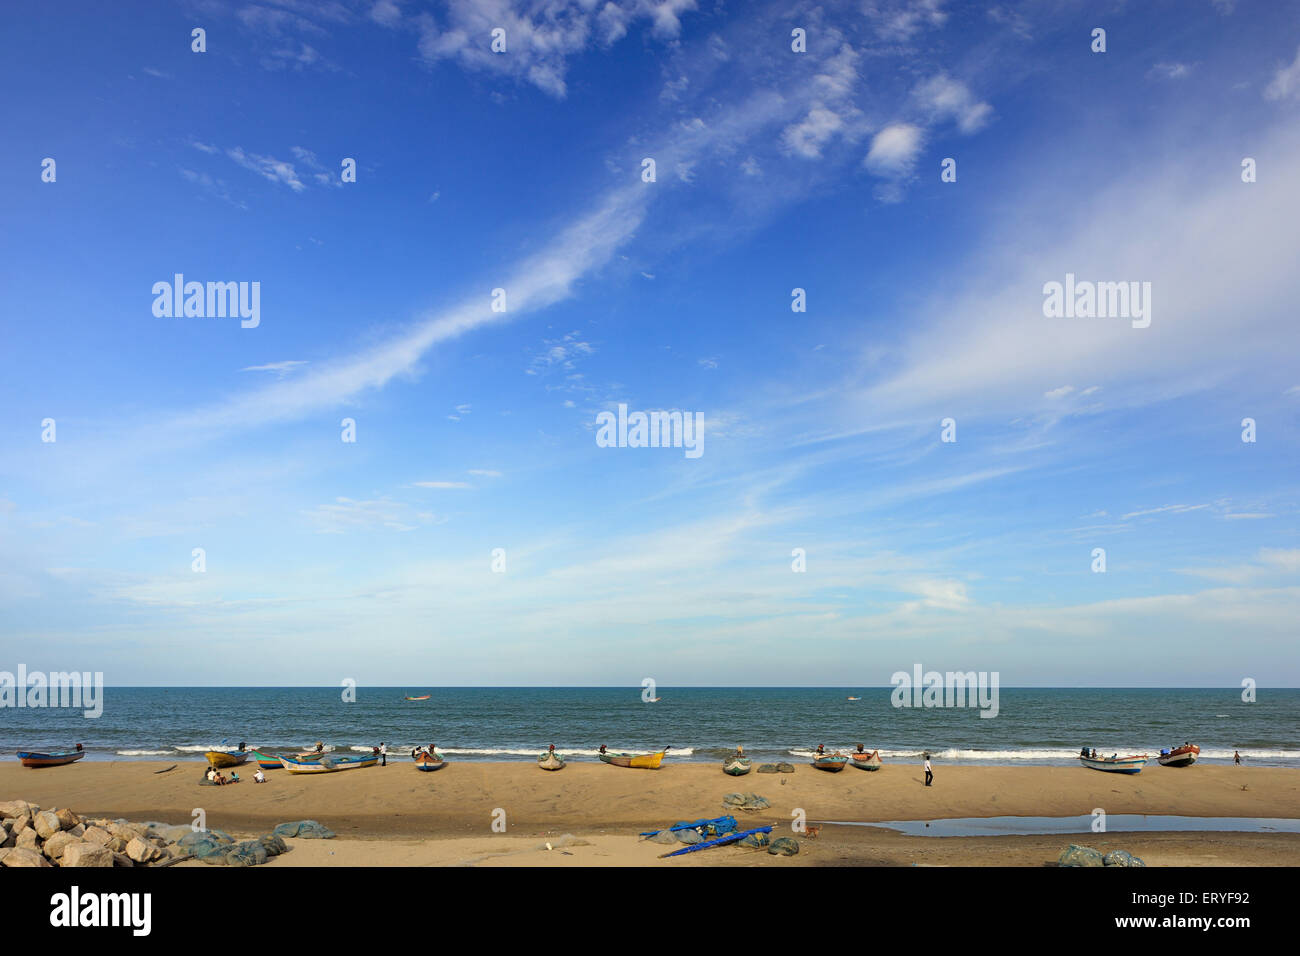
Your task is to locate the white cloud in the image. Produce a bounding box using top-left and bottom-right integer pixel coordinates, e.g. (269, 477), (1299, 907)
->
(226, 147), (307, 192)
(913, 73), (992, 133)
(864, 123), (923, 174)
(782, 105), (846, 159)
(1044, 385), (1074, 399)
(241, 361), (308, 377)
(1264, 45), (1300, 100)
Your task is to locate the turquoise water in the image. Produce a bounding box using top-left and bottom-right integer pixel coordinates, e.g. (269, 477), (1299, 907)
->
(1, 686), (1296, 766)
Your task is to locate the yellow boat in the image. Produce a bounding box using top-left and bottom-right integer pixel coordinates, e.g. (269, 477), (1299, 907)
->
(205, 750), (250, 768)
(599, 747), (668, 769)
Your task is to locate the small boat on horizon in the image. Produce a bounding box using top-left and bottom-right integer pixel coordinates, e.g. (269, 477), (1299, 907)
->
(17, 747), (86, 768)
(846, 696), (861, 701)
(404, 695), (431, 701)
(1079, 751), (1148, 774)
(599, 746), (668, 769)
(1158, 744), (1200, 768)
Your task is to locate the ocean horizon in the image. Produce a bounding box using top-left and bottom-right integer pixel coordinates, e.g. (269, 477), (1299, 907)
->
(4, 686), (1296, 767)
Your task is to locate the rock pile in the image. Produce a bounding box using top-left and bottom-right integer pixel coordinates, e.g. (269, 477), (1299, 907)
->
(0, 799), (308, 868)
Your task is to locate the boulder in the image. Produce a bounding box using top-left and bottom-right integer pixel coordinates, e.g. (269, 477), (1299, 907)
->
(2, 847), (50, 867)
(0, 848), (8, 864)
(768, 837), (800, 856)
(0, 823), (7, 846)
(81, 826), (113, 847)
(54, 808), (80, 830)
(112, 852), (135, 867)
(61, 842), (115, 867)
(1058, 844), (1105, 867)
(34, 810), (62, 839)
(1103, 849), (1146, 868)
(272, 820), (335, 839)
(17, 828), (41, 852)
(68, 823), (85, 837)
(125, 837), (162, 864)
(109, 821), (147, 841)
(107, 837), (128, 853)
(0, 800), (39, 821)
(155, 825), (194, 844)
(43, 831), (80, 861)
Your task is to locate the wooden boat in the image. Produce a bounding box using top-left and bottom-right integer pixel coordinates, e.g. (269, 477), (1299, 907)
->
(1079, 753), (1148, 774)
(537, 751), (566, 771)
(1157, 744), (1200, 768)
(414, 751), (446, 772)
(599, 749), (668, 769)
(278, 754), (378, 774)
(251, 749), (286, 770)
(850, 750), (882, 771)
(205, 750), (250, 768)
(404, 695), (431, 701)
(846, 696), (861, 701)
(17, 749), (86, 768)
(811, 753), (849, 772)
(722, 754), (752, 776)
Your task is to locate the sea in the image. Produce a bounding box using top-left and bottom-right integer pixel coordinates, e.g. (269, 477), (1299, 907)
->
(2, 687), (1297, 767)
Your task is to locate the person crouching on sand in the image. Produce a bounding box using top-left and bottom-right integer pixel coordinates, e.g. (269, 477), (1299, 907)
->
(254, 768), (266, 783)
(923, 753), (933, 787)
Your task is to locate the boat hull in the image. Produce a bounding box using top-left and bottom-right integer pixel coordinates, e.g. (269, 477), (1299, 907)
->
(415, 753), (446, 772)
(251, 750), (285, 770)
(850, 751), (882, 771)
(1158, 745), (1200, 768)
(601, 751), (666, 769)
(17, 751), (86, 768)
(812, 756), (848, 772)
(205, 750), (250, 769)
(537, 753), (566, 771)
(1079, 755), (1147, 774)
(722, 757), (752, 776)
(279, 755), (378, 774)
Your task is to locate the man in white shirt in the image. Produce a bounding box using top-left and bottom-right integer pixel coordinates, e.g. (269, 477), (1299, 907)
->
(254, 768), (266, 783)
(923, 754), (933, 787)
(379, 742), (387, 767)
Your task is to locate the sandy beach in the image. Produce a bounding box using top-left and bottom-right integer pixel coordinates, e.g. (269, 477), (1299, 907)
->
(3, 761), (1297, 866)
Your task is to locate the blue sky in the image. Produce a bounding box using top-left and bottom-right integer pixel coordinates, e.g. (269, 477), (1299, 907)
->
(1, 0), (1298, 686)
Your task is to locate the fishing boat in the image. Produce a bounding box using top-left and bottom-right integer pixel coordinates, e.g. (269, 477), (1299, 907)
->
(1079, 753), (1148, 774)
(846, 696), (861, 701)
(537, 751), (566, 771)
(251, 749), (287, 770)
(205, 750), (250, 769)
(404, 695), (431, 701)
(722, 754), (752, 776)
(811, 752), (849, 772)
(414, 750), (446, 772)
(1157, 744), (1200, 768)
(599, 748), (668, 769)
(850, 749), (882, 771)
(17, 749), (86, 768)
(278, 754), (378, 774)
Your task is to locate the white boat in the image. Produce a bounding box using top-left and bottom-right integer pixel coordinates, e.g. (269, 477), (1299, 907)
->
(1079, 753), (1148, 774)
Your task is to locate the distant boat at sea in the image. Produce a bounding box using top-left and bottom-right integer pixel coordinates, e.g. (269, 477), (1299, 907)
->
(404, 695), (431, 701)
(846, 696), (861, 701)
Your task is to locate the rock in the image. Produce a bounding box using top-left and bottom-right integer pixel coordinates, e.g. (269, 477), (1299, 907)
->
(107, 837), (128, 853)
(159, 825), (194, 844)
(62, 842), (114, 868)
(273, 820), (335, 839)
(223, 840), (269, 867)
(1058, 844), (1105, 867)
(109, 822), (147, 841)
(1104, 849), (1146, 867)
(0, 824), (6, 846)
(68, 823), (85, 837)
(112, 852), (135, 867)
(0, 848), (9, 864)
(43, 831), (80, 861)
(0, 800), (39, 822)
(2, 846), (50, 867)
(34, 810), (62, 839)
(768, 836), (800, 856)
(17, 828), (41, 852)
(125, 837), (162, 864)
(81, 826), (113, 847)
(54, 808), (80, 830)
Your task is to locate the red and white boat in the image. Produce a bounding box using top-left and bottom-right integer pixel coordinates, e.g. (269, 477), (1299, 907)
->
(1157, 744), (1200, 768)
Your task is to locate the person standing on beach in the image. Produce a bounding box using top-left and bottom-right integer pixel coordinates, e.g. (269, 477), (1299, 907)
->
(1234, 750), (1242, 765)
(379, 742), (387, 766)
(923, 754), (933, 787)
